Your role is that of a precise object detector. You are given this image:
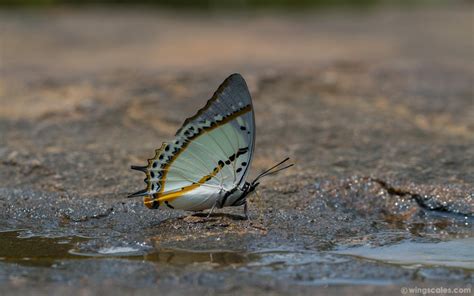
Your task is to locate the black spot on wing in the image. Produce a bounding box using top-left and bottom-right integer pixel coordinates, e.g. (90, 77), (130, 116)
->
(204, 146), (250, 183)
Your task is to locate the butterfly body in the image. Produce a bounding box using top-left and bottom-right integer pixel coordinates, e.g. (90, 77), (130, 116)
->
(162, 182), (253, 211)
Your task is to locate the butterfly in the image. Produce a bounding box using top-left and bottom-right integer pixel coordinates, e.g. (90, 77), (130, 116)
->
(129, 73), (293, 219)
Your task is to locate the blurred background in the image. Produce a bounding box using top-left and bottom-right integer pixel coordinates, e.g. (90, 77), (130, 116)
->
(1, 0), (472, 126)
(2, 0), (468, 8)
(1, 0), (472, 81)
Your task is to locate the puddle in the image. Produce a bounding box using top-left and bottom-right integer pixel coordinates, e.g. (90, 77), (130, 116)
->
(2, 229), (473, 282)
(0, 230), (256, 267)
(97, 246), (141, 255)
(70, 246), (256, 266)
(144, 249), (254, 266)
(0, 230), (338, 269)
(0, 230), (88, 267)
(247, 249), (349, 267)
(333, 238), (474, 270)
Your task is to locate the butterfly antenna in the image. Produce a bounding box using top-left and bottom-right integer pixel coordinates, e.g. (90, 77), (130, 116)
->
(252, 157), (293, 184)
(258, 163), (294, 179)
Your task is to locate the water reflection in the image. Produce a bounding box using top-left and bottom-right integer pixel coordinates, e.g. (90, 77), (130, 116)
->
(333, 238), (474, 270)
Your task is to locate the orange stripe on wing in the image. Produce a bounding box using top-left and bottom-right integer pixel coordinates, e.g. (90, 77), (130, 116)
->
(143, 196), (159, 209)
(155, 163), (223, 203)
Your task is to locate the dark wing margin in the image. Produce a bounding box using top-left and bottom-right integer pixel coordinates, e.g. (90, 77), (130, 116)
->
(175, 73), (253, 136)
(129, 143), (167, 198)
(174, 73), (256, 189)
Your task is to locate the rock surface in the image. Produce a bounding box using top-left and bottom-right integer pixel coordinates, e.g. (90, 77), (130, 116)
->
(0, 5), (472, 295)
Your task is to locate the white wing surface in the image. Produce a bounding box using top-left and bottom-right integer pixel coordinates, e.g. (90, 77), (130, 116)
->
(129, 73), (255, 210)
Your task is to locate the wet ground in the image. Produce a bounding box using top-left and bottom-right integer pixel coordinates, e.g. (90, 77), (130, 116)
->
(0, 5), (473, 295)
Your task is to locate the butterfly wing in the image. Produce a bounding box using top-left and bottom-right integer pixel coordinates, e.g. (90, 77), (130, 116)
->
(130, 73), (255, 210)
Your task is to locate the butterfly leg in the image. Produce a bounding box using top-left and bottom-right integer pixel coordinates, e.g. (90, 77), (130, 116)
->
(207, 193), (225, 218)
(243, 200), (249, 220)
(207, 200), (218, 218)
